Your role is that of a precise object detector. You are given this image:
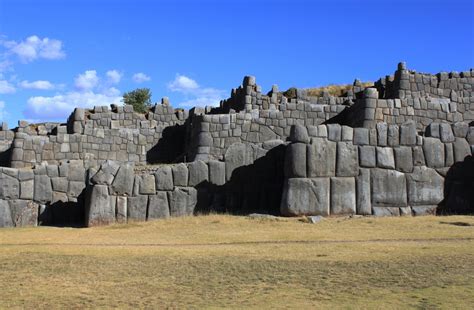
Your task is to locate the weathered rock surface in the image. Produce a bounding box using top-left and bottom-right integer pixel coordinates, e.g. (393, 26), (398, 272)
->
(85, 184), (115, 227)
(280, 178), (330, 216)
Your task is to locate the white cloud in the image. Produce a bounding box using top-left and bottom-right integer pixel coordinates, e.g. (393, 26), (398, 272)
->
(102, 87), (121, 97)
(19, 80), (55, 90)
(106, 70), (122, 84)
(0, 60), (12, 73)
(132, 72), (151, 83)
(25, 91), (122, 120)
(0, 101), (5, 120)
(0, 80), (16, 94)
(74, 70), (99, 91)
(167, 74), (224, 108)
(3, 35), (65, 63)
(167, 74), (199, 92)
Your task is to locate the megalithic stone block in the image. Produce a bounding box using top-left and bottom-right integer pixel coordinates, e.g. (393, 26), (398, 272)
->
(9, 199), (38, 227)
(307, 138), (336, 177)
(284, 143), (307, 178)
(423, 137), (445, 168)
(111, 164), (134, 195)
(0, 199), (13, 227)
(371, 168), (407, 207)
(407, 166), (444, 206)
(330, 177), (356, 215)
(336, 142), (358, 177)
(280, 178), (330, 216)
(168, 187), (197, 217)
(85, 184), (115, 227)
(148, 192), (170, 220)
(356, 168), (371, 215)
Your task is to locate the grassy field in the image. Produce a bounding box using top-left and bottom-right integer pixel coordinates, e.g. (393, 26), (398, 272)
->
(1, 215), (473, 309)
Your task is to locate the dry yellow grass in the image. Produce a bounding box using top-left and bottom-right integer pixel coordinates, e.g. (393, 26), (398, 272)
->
(1, 215), (474, 309)
(306, 82), (373, 97)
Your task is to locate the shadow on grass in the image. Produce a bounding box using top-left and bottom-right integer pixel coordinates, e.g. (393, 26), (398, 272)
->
(439, 221), (473, 227)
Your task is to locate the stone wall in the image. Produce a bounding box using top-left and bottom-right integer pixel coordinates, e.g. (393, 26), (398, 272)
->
(345, 88), (473, 130)
(280, 123), (474, 217)
(9, 102), (188, 168)
(0, 124), (14, 166)
(86, 141), (286, 226)
(1, 62), (473, 228)
(186, 76), (352, 161)
(0, 161), (88, 227)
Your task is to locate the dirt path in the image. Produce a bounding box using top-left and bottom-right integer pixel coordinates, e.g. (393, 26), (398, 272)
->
(1, 237), (473, 248)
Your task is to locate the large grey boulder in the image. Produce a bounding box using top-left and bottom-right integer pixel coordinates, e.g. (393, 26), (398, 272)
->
(387, 125), (400, 146)
(307, 138), (336, 177)
(423, 137), (445, 168)
(171, 163), (188, 187)
(225, 143), (253, 181)
(341, 126), (353, 141)
(148, 192), (170, 219)
(168, 187), (197, 216)
(394, 146), (413, 173)
(439, 123), (455, 143)
(138, 175), (156, 195)
(51, 177), (68, 193)
(412, 205), (437, 216)
(372, 207), (400, 217)
(67, 162), (86, 182)
(327, 124), (341, 141)
(356, 169), (371, 215)
(289, 124), (309, 143)
(358, 146), (376, 168)
(452, 122), (469, 138)
(336, 142), (358, 177)
(0, 200), (13, 227)
(188, 160), (209, 187)
(110, 164), (134, 196)
(0, 173), (20, 200)
(67, 181), (86, 199)
(9, 200), (38, 227)
(19, 180), (34, 200)
(399, 121), (417, 145)
(353, 128), (369, 145)
(376, 147), (395, 169)
(155, 166), (174, 191)
(127, 195), (148, 221)
(284, 143), (307, 178)
(280, 178), (330, 216)
(209, 160), (226, 186)
(91, 161), (119, 185)
(116, 196), (127, 223)
(371, 168), (407, 207)
(330, 177), (356, 215)
(34, 175), (52, 203)
(376, 123), (388, 146)
(85, 185), (115, 227)
(407, 166), (444, 206)
(453, 138), (471, 163)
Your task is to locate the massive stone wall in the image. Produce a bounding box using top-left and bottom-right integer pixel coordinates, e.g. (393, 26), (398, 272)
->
(0, 123), (14, 167)
(280, 123), (473, 217)
(0, 62), (473, 228)
(9, 102), (188, 168)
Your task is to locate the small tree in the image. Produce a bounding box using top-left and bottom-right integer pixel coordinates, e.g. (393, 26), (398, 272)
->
(123, 88), (152, 113)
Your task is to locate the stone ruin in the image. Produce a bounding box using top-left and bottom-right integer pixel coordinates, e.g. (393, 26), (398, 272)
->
(0, 62), (473, 227)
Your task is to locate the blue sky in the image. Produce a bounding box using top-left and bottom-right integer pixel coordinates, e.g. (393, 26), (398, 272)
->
(0, 0), (472, 126)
